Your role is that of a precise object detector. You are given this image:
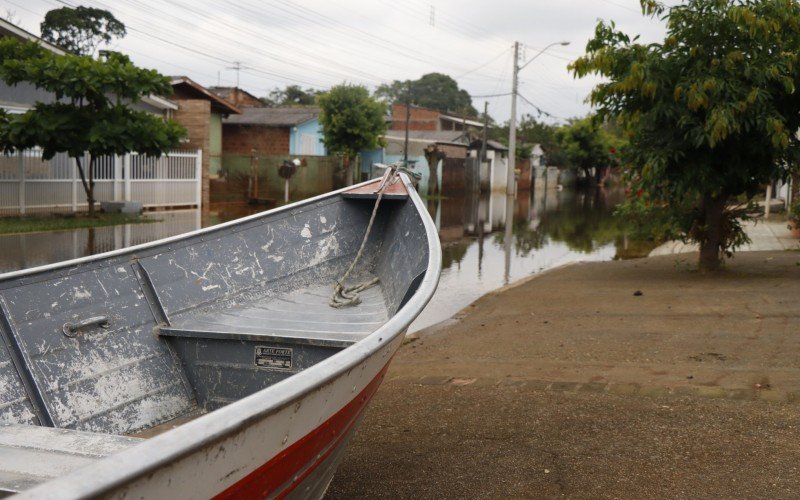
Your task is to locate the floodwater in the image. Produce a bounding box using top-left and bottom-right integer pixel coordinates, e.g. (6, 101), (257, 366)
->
(0, 186), (640, 332)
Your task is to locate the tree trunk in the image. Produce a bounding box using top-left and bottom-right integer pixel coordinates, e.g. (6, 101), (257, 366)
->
(74, 156), (96, 216)
(343, 154), (353, 187)
(87, 156), (96, 216)
(698, 193), (726, 272)
(428, 159), (439, 198)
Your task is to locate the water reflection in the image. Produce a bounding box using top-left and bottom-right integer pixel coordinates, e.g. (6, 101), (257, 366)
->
(0, 211), (203, 273)
(409, 186), (632, 332)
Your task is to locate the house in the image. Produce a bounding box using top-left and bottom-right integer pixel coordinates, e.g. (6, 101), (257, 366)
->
(208, 87), (264, 109)
(389, 103), (484, 132)
(222, 107), (326, 156)
(360, 130), (470, 194)
(170, 76), (241, 207)
(469, 139), (510, 193)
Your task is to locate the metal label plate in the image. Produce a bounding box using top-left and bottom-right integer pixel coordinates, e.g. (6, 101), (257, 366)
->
(254, 346), (293, 371)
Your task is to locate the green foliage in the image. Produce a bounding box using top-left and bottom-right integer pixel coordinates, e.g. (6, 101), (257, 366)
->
(375, 73), (477, 116)
(570, 0), (800, 269)
(0, 39), (185, 213)
(260, 85), (320, 107)
(40, 5), (126, 56)
(557, 117), (610, 179)
(491, 114), (560, 160)
(789, 198), (800, 223)
(318, 84), (387, 161)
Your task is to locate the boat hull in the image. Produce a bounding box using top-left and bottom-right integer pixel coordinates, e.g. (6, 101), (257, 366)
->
(9, 174), (440, 498)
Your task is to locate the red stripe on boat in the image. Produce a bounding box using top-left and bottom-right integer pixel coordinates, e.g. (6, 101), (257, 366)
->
(214, 362), (390, 499)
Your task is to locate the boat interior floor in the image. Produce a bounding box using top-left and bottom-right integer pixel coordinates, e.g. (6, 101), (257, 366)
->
(0, 424), (142, 496)
(162, 276), (390, 347)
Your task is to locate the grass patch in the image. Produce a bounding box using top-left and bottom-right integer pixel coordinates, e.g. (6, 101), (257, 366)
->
(0, 212), (159, 235)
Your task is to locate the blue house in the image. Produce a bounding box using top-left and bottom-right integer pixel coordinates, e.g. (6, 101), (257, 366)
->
(223, 107), (326, 156)
(290, 114), (327, 156)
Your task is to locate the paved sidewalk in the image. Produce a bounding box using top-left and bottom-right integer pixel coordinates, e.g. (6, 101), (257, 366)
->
(329, 251), (800, 499)
(649, 218), (799, 256)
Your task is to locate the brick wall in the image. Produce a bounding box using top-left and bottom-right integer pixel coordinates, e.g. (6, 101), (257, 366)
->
(438, 144), (467, 159)
(223, 124), (290, 155)
(173, 99), (211, 207)
(391, 104), (440, 131)
(232, 89), (263, 108)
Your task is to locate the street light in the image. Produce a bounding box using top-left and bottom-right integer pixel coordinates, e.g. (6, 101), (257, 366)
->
(507, 40), (570, 196)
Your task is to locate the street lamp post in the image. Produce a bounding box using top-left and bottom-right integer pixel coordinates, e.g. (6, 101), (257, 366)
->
(507, 40), (570, 196)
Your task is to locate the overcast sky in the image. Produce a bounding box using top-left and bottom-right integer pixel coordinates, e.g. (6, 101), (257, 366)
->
(6, 0), (679, 123)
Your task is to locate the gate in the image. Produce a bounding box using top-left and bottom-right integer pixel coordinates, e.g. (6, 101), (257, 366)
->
(0, 149), (202, 215)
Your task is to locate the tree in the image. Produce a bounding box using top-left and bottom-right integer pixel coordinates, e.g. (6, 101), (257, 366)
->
(571, 0), (800, 271)
(41, 6), (126, 56)
(556, 117), (619, 184)
(318, 84), (387, 185)
(491, 114), (560, 161)
(375, 73), (477, 116)
(0, 39), (185, 215)
(260, 85), (320, 107)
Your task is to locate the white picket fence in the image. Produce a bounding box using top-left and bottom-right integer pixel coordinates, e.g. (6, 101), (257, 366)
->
(0, 149), (202, 215)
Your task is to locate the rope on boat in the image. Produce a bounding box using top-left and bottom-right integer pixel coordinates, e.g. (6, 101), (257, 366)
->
(330, 165), (400, 308)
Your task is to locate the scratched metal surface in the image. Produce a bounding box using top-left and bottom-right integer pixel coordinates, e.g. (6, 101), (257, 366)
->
(162, 279), (388, 411)
(0, 424), (141, 494)
(0, 265), (195, 434)
(0, 190), (397, 437)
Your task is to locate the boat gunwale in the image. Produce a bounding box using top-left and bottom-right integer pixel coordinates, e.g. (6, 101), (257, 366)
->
(16, 173), (442, 498)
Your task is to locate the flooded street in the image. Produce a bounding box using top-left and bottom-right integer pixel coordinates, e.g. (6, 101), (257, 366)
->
(0, 186), (638, 332)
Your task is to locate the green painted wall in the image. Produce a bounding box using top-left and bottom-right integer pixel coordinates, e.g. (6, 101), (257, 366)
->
(209, 113), (222, 176)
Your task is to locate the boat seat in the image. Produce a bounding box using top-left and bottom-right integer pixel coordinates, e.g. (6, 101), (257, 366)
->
(156, 280), (390, 411)
(0, 424), (142, 495)
(160, 281), (389, 348)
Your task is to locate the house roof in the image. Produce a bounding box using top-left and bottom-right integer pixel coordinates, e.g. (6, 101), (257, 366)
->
(0, 18), (67, 55)
(170, 76), (241, 115)
(469, 138), (509, 151)
(391, 103), (484, 128)
(383, 130), (470, 146)
(207, 86), (263, 105)
(223, 107), (320, 126)
(439, 113), (484, 128)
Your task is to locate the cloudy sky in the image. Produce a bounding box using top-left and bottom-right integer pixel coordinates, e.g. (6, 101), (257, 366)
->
(6, 0), (678, 123)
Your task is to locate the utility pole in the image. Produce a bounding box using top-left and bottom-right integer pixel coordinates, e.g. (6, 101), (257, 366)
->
(403, 81), (411, 168)
(508, 40), (570, 196)
(507, 42), (520, 197)
(480, 101), (488, 162)
(227, 61), (243, 87)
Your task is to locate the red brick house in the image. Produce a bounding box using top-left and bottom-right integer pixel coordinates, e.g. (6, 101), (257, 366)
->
(222, 107), (325, 156)
(390, 103), (484, 132)
(170, 77), (241, 207)
(208, 87), (264, 109)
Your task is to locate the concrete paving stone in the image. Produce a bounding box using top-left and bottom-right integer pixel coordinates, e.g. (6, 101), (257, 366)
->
(418, 375), (452, 386)
(639, 385), (670, 398)
(757, 390), (787, 403)
(696, 387), (728, 399)
(728, 389), (757, 401)
(472, 377), (500, 387)
(787, 391), (800, 403)
(672, 386), (698, 397)
(518, 379), (551, 390)
(549, 381), (580, 392)
(608, 383), (640, 396)
(579, 382), (608, 393)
